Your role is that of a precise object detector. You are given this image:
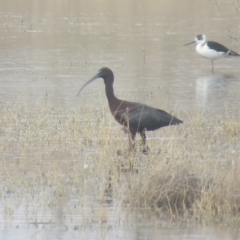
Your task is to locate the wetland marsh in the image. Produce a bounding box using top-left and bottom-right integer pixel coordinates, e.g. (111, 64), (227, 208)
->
(1, 0), (240, 239)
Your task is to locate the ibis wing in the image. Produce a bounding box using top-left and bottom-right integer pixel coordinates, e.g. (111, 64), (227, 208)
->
(118, 104), (182, 131)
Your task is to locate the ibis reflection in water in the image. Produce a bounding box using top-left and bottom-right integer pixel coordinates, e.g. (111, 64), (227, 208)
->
(77, 67), (183, 152)
(184, 34), (240, 72)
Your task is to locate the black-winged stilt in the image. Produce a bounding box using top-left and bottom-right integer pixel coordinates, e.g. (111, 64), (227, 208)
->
(184, 34), (240, 72)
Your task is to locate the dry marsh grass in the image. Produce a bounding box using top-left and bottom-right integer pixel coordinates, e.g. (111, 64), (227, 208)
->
(0, 102), (240, 226)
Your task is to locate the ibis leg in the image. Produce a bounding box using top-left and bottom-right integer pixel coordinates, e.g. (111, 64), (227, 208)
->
(140, 129), (149, 154)
(127, 129), (136, 171)
(129, 129), (136, 151)
(140, 130), (146, 146)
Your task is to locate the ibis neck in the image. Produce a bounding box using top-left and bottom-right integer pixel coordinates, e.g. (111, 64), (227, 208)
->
(105, 82), (117, 102)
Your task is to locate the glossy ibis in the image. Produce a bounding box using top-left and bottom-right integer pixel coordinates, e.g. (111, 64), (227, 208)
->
(184, 34), (240, 72)
(77, 67), (183, 150)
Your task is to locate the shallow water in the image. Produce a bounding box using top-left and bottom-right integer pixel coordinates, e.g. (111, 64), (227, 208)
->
(0, 0), (240, 239)
(1, 0), (240, 113)
(0, 201), (239, 240)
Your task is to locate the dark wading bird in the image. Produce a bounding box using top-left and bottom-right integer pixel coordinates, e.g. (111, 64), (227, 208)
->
(77, 68), (183, 152)
(184, 34), (240, 72)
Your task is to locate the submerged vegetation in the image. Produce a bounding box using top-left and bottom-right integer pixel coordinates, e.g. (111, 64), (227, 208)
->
(0, 102), (240, 227)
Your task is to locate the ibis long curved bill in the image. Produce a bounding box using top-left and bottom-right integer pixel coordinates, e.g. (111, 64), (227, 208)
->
(77, 73), (99, 96)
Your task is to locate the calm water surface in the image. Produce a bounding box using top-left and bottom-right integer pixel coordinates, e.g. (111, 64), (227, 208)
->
(0, 0), (240, 239)
(0, 202), (239, 240)
(1, 0), (240, 113)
